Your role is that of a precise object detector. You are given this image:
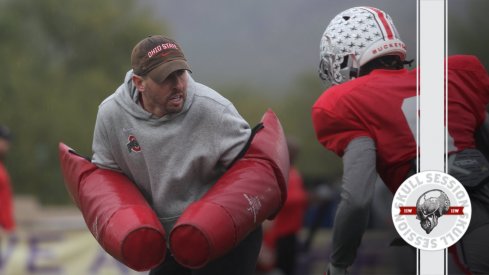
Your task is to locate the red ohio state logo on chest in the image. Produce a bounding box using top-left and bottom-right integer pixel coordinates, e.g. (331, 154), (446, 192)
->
(127, 135), (141, 153)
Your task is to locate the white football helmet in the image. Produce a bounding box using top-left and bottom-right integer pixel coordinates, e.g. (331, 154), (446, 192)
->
(319, 7), (407, 85)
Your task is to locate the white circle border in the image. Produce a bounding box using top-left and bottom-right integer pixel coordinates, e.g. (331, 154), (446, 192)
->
(391, 171), (472, 250)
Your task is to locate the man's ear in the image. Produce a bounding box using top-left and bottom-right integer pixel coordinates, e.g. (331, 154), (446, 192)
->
(132, 75), (145, 92)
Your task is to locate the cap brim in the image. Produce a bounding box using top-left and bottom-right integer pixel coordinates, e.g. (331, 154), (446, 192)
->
(148, 59), (191, 83)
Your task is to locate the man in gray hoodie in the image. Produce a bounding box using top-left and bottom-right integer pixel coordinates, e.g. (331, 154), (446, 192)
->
(91, 35), (261, 275)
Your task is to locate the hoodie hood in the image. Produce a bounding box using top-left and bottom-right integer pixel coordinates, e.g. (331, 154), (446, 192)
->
(113, 70), (195, 122)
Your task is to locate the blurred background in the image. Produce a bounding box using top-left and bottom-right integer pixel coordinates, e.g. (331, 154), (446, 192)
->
(0, 0), (487, 274)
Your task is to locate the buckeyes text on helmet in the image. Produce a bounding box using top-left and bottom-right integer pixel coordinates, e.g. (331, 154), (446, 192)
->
(319, 6), (407, 85)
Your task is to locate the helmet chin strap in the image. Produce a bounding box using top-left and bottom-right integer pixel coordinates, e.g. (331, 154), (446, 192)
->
(403, 59), (415, 67)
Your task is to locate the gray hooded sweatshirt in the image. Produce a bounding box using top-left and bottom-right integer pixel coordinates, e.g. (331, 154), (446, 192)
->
(92, 70), (251, 233)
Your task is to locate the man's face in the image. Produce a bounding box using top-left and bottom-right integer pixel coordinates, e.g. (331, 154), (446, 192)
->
(0, 138), (10, 160)
(135, 70), (188, 117)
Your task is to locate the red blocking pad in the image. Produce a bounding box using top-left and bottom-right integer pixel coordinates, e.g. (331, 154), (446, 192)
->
(170, 109), (289, 268)
(58, 143), (166, 271)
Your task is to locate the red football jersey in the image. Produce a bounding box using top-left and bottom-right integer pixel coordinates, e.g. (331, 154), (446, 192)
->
(263, 166), (308, 248)
(0, 162), (15, 231)
(312, 55), (489, 193)
(447, 56), (489, 152)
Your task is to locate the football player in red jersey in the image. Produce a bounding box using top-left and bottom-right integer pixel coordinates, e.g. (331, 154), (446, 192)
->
(0, 125), (15, 233)
(311, 6), (489, 275)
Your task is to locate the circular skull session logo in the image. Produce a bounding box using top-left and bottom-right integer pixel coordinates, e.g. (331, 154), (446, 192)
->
(391, 171), (471, 250)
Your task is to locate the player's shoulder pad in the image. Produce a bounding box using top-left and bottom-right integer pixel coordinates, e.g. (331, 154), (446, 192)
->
(448, 55), (488, 73)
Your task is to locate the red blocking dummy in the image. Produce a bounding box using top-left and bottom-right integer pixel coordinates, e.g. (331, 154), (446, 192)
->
(58, 143), (166, 271)
(169, 109), (289, 269)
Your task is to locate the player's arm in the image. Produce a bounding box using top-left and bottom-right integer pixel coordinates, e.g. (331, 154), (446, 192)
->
(328, 136), (378, 275)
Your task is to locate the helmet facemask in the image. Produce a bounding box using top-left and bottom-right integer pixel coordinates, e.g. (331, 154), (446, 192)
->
(319, 39), (361, 85)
